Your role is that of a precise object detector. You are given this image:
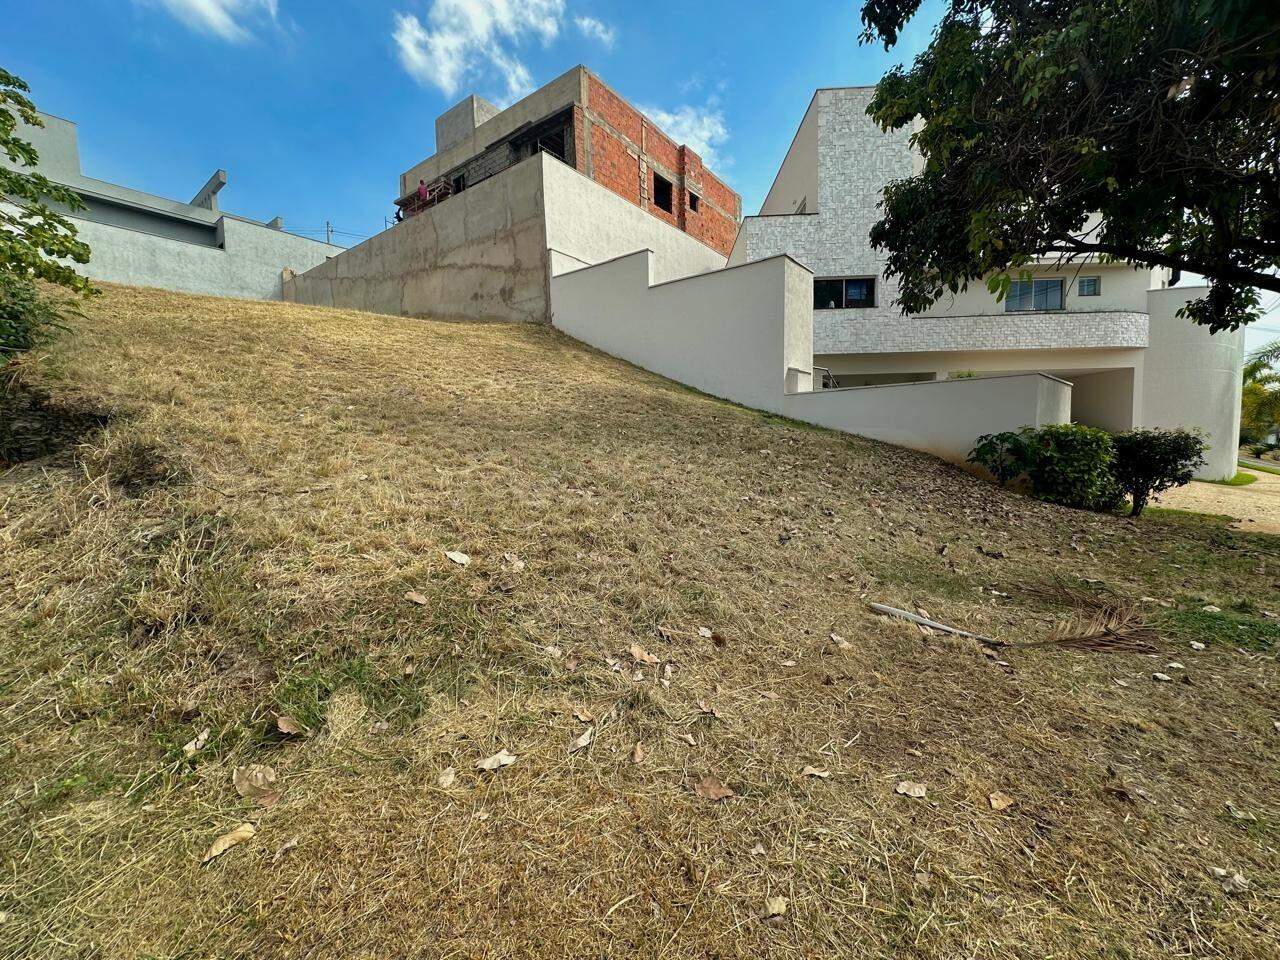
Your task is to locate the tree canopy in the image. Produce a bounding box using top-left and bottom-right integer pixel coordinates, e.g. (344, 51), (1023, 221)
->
(860, 0), (1279, 332)
(0, 67), (93, 294)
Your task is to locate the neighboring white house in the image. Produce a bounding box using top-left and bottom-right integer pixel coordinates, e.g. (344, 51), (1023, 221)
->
(728, 86), (1245, 478)
(4, 112), (342, 300)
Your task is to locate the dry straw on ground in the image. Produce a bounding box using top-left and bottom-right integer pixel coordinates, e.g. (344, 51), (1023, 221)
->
(1, 284), (1278, 958)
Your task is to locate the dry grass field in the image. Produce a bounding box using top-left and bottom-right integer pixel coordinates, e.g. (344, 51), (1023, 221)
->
(1, 284), (1278, 959)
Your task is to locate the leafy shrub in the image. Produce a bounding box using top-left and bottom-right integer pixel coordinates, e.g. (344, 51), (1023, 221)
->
(1111, 429), (1205, 516)
(0, 274), (77, 374)
(968, 428), (1035, 486)
(970, 423), (1120, 511)
(1025, 423), (1121, 511)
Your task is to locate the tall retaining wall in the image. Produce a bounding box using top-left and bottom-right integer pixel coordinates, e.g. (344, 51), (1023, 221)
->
(285, 156), (549, 322)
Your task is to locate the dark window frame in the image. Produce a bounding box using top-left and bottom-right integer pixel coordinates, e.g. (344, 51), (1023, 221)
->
(814, 276), (877, 310)
(688, 192), (700, 212)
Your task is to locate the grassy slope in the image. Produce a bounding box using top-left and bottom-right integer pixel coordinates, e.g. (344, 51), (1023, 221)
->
(2, 284), (1278, 959)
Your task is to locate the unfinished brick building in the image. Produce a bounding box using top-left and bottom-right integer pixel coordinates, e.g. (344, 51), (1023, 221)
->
(285, 66), (739, 323)
(396, 66), (741, 257)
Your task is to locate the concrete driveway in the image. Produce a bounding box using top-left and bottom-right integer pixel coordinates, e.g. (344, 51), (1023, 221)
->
(1155, 467), (1280, 534)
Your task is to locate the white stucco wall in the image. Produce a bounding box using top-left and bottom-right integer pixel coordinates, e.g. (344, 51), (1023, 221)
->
(549, 250), (804, 413)
(61, 213), (340, 301)
(921, 263), (1158, 318)
(785, 374), (1072, 465)
(549, 249), (1072, 468)
(542, 156), (727, 284)
(1142, 286), (1244, 479)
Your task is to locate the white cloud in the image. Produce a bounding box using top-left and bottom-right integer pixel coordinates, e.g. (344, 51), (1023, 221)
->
(144, 0), (278, 42)
(639, 100), (731, 168)
(393, 0), (566, 106)
(575, 15), (616, 49)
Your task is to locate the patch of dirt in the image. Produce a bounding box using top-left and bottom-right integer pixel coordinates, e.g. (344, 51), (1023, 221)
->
(0, 383), (110, 469)
(1156, 469), (1280, 534)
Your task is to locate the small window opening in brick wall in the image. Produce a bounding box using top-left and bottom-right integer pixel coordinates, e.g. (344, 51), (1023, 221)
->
(688, 192), (700, 212)
(653, 173), (673, 213)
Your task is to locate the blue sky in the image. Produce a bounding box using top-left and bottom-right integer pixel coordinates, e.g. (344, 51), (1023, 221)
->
(2, 0), (938, 240)
(3, 0), (1276, 350)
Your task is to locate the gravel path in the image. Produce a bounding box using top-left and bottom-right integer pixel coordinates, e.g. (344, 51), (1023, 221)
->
(1156, 467), (1280, 534)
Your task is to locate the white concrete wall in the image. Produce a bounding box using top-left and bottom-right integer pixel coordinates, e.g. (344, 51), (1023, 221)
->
(59, 213), (340, 301)
(550, 249), (1071, 468)
(1142, 286), (1244, 479)
(542, 156), (727, 284)
(550, 250), (804, 413)
(785, 374), (1071, 465)
(921, 263), (1157, 317)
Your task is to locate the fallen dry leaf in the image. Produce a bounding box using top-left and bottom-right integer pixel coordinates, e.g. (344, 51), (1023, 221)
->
(697, 627), (713, 639)
(573, 707), (594, 723)
(988, 790), (1015, 811)
(690, 775), (735, 802)
(445, 550), (471, 567)
(760, 690), (780, 701)
(1152, 672), (1173, 682)
(232, 764), (279, 806)
(750, 841), (767, 856)
(631, 741), (645, 763)
(502, 553), (526, 572)
(438, 766), (457, 789)
(1210, 866), (1249, 893)
(272, 836), (299, 864)
(629, 643), (660, 666)
(202, 823), (256, 864)
(182, 728), (210, 758)
(800, 766), (831, 779)
(404, 590), (429, 606)
(764, 895), (789, 919)
(896, 780), (928, 799)
(676, 732), (697, 747)
(568, 727), (594, 754)
(829, 632), (851, 650)
(696, 700), (720, 719)
(275, 715), (305, 736)
(476, 748), (518, 772)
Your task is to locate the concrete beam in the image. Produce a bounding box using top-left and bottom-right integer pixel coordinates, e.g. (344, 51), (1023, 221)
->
(190, 169), (228, 212)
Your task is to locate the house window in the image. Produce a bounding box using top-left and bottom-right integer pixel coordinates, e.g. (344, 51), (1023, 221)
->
(688, 192), (700, 212)
(845, 278), (875, 308)
(1005, 278), (1064, 312)
(653, 173), (673, 213)
(814, 277), (876, 309)
(1079, 276), (1101, 296)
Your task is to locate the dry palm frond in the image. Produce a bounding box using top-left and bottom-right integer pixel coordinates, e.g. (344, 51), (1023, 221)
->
(1017, 604), (1158, 654)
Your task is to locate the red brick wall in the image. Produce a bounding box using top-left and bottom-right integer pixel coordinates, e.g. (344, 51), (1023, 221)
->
(590, 123), (640, 206)
(587, 76), (643, 146)
(582, 72), (741, 258)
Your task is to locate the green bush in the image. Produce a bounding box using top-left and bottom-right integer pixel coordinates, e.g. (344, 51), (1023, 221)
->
(1025, 423), (1121, 511)
(1112, 428), (1205, 516)
(0, 274), (76, 374)
(971, 424), (1207, 516)
(971, 424), (1120, 511)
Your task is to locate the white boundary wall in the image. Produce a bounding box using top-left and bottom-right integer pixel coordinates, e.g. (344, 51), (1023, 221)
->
(550, 249), (1071, 466)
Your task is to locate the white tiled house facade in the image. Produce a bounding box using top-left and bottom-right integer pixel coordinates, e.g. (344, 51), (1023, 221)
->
(729, 87), (1245, 479)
